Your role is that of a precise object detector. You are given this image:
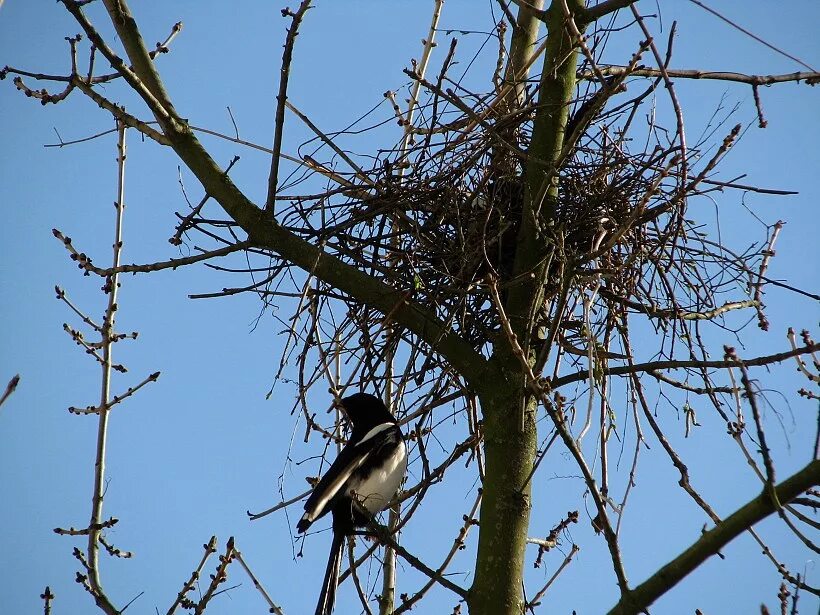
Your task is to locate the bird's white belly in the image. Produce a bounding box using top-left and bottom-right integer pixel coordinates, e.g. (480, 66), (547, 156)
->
(351, 441), (407, 513)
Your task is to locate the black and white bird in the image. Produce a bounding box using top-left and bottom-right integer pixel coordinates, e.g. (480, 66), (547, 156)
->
(297, 392), (407, 615)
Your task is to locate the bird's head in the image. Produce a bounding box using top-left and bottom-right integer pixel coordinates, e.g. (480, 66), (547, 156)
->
(337, 392), (397, 440)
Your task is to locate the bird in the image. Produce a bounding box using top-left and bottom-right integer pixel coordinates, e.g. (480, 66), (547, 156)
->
(297, 392), (407, 615)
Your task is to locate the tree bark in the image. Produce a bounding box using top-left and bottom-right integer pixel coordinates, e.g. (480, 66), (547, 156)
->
(469, 2), (585, 613)
(468, 361), (537, 614)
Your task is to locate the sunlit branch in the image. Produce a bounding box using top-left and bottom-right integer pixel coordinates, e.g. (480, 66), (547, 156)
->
(607, 460), (820, 615)
(551, 342), (819, 389)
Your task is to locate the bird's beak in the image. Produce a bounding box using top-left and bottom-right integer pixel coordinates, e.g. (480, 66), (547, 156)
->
(331, 396), (347, 416)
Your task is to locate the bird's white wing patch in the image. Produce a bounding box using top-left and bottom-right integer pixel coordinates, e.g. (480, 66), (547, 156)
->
(356, 422), (395, 447)
(300, 451), (372, 526)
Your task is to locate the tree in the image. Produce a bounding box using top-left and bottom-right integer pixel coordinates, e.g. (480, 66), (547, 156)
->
(1, 1), (818, 614)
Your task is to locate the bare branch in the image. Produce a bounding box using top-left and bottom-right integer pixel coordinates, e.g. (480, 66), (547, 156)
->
(607, 460), (820, 614)
(265, 0), (312, 212)
(233, 547), (285, 615)
(552, 342), (820, 389)
(585, 66), (820, 86)
(0, 374), (20, 408)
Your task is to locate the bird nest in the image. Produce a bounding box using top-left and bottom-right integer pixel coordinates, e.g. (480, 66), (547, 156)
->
(316, 123), (669, 350)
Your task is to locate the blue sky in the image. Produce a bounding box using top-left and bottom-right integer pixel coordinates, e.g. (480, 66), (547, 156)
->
(1, 1), (818, 614)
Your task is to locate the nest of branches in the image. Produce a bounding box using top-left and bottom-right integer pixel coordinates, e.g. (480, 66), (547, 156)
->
(274, 79), (738, 361)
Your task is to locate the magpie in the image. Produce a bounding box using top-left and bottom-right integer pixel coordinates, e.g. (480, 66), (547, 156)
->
(297, 392), (407, 615)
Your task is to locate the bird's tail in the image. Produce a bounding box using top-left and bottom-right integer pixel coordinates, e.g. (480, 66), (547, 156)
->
(314, 530), (344, 615)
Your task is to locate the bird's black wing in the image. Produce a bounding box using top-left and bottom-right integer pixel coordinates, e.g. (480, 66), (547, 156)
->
(297, 422), (396, 533)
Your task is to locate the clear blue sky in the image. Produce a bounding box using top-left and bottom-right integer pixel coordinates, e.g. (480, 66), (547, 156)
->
(1, 1), (818, 614)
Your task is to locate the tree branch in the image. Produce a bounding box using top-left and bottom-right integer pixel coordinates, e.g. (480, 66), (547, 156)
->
(608, 460), (820, 615)
(577, 0), (637, 23)
(76, 0), (493, 391)
(265, 0), (312, 212)
(0, 374), (20, 409)
(584, 66), (820, 86)
(551, 342), (819, 389)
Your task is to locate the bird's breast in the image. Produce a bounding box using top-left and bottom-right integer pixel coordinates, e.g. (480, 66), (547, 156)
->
(350, 439), (407, 514)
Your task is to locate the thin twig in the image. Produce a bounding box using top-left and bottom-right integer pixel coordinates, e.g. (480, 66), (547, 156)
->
(265, 0), (312, 212)
(233, 548), (285, 615)
(0, 374), (20, 408)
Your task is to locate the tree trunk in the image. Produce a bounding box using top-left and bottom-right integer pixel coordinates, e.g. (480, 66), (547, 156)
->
(468, 2), (584, 613)
(468, 361), (537, 614)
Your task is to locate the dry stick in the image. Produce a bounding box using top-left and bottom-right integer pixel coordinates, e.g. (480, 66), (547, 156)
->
(699, 177), (797, 195)
(752, 84), (768, 128)
(72, 78), (169, 144)
(247, 487), (311, 520)
(68, 371), (160, 415)
(599, 288), (760, 323)
(232, 548), (285, 615)
(787, 329), (819, 385)
(41, 586), (55, 615)
(379, 507), (400, 615)
(365, 519), (468, 599)
(492, 18), (508, 93)
(54, 286), (102, 331)
(346, 537), (375, 615)
(307, 287), (342, 398)
(98, 535), (132, 559)
(730, 351), (818, 556)
(528, 510), (579, 555)
(598, 324), (615, 501)
(149, 21), (183, 59)
(190, 124), (373, 199)
(84, 120), (128, 615)
(394, 492), (482, 614)
(265, 0), (312, 213)
(727, 347), (777, 496)
(629, 371), (720, 524)
(285, 100), (376, 188)
(630, 5), (687, 186)
(687, 0), (817, 72)
(725, 355), (820, 565)
(648, 369), (733, 395)
(0, 374), (20, 408)
(398, 0), (444, 157)
(62, 1), (174, 124)
(748, 525), (818, 597)
(586, 66), (820, 86)
(172, 155), (241, 245)
(194, 538), (236, 615)
(381, 10), (445, 609)
(551, 342), (820, 389)
(54, 230), (251, 277)
(615, 373), (646, 537)
(382, 298), (399, 613)
(528, 544), (580, 608)
(55, 517), (118, 537)
(752, 220), (783, 331)
(166, 537), (218, 615)
(62, 323), (106, 366)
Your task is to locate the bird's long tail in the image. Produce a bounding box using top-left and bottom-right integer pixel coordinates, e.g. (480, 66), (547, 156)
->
(315, 530), (344, 615)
